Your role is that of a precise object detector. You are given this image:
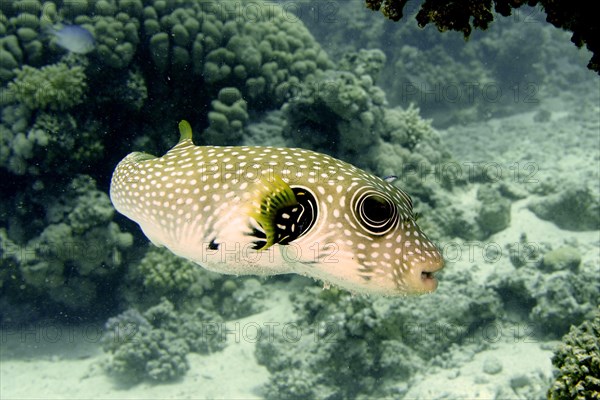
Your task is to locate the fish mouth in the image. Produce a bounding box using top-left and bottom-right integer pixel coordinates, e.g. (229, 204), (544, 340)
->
(421, 270), (436, 281)
(410, 259), (444, 294)
(418, 269), (439, 292)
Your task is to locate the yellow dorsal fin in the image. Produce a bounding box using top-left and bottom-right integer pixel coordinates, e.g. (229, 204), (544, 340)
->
(248, 175), (298, 250)
(178, 120), (193, 143)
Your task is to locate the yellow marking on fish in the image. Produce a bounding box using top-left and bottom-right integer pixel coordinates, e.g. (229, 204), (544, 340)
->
(110, 121), (444, 295)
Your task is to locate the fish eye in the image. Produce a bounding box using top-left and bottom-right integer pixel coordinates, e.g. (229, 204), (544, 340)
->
(354, 190), (398, 235)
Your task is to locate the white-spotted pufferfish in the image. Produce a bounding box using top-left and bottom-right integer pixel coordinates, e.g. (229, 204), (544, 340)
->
(110, 121), (444, 295)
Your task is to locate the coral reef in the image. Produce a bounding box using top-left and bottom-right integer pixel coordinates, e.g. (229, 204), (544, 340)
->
(95, 69), (148, 111)
(203, 87), (249, 145)
(0, 105), (104, 176)
(0, 0), (335, 320)
(0, 0), (334, 152)
(282, 49), (387, 160)
(2, 175), (132, 312)
(541, 245), (582, 273)
(476, 184), (511, 236)
(0, 1), (594, 395)
(0, 1), (47, 81)
(281, 60), (454, 227)
(528, 182), (600, 231)
(489, 245), (599, 337)
(366, 104), (451, 191)
(256, 268), (503, 399)
(103, 298), (226, 383)
(291, 0), (587, 128)
(74, 12), (139, 69)
(548, 306), (600, 400)
(142, 0), (331, 106)
(365, 0), (599, 74)
(124, 246), (267, 319)
(241, 110), (288, 147)
(389, 43), (495, 124)
(7, 60), (87, 111)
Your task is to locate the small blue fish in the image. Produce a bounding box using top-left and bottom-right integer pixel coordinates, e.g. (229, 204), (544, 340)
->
(50, 25), (95, 54)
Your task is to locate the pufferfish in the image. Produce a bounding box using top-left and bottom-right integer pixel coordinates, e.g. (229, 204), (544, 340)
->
(110, 121), (444, 296)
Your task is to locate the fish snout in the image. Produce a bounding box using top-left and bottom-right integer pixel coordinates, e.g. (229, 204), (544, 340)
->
(404, 252), (444, 294)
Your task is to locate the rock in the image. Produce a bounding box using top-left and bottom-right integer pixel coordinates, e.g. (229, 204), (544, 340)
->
(482, 356), (503, 375)
(528, 183), (600, 231)
(510, 373), (531, 390)
(541, 245), (581, 272)
(477, 185), (511, 236)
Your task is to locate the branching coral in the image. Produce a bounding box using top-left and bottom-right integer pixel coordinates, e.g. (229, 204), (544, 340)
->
(282, 49), (387, 160)
(103, 300), (191, 383)
(489, 250), (600, 337)
(7, 61), (87, 111)
(256, 269), (502, 399)
(548, 306), (600, 400)
(0, 109), (104, 176)
(103, 297), (228, 383)
(8, 175), (133, 311)
(125, 246), (267, 319)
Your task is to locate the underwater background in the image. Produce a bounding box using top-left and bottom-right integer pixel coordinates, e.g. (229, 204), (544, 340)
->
(0, 0), (599, 399)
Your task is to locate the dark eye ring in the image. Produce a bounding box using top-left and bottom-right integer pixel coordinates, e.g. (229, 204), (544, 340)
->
(354, 190), (398, 235)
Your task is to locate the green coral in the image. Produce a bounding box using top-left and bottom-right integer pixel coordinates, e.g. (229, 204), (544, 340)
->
(282, 51), (387, 159)
(88, 68), (148, 112)
(126, 0), (332, 107)
(242, 110), (288, 147)
(0, 1), (43, 81)
(103, 301), (190, 383)
(338, 48), (387, 82)
(0, 105), (103, 176)
(103, 298), (227, 383)
(380, 103), (440, 151)
(203, 87), (249, 145)
(0, 104), (32, 175)
(126, 246), (219, 310)
(548, 307), (600, 400)
(125, 246), (267, 319)
(74, 13), (139, 69)
(9, 175), (133, 310)
(541, 245), (582, 272)
(0, 39), (21, 81)
(256, 269), (502, 399)
(7, 61), (87, 110)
